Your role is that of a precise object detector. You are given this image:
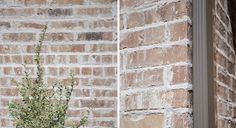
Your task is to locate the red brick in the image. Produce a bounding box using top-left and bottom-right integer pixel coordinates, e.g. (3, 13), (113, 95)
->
(144, 8), (161, 24)
(121, 26), (164, 49)
(99, 44), (117, 52)
(71, 67), (80, 75)
(37, 8), (72, 17)
(48, 67), (58, 76)
(120, 0), (144, 10)
(93, 67), (103, 76)
(11, 55), (22, 64)
(92, 110), (116, 117)
(216, 3), (229, 28)
(26, 45), (34, 53)
(92, 78), (116, 86)
(0, 45), (10, 54)
(217, 71), (231, 86)
(123, 0), (191, 28)
(72, 89), (90, 97)
(71, 44), (85, 52)
(104, 67), (116, 76)
(124, 93), (138, 110)
(215, 51), (227, 68)
(59, 67), (70, 76)
(127, 45), (190, 68)
(23, 55), (34, 64)
(88, 44), (116, 52)
(90, 0), (114, 4)
(4, 56), (11, 63)
(120, 31), (143, 49)
(16, 0), (46, 5)
(170, 89), (192, 108)
(14, 67), (23, 75)
(50, 21), (79, 29)
(121, 114), (164, 128)
(76, 8), (112, 17)
(0, 1), (117, 127)
(58, 55), (67, 64)
(126, 50), (145, 68)
(127, 12), (145, 28)
(214, 34), (232, 59)
(0, 118), (10, 127)
(69, 55), (78, 64)
(78, 32), (113, 41)
(0, 98), (10, 106)
(66, 109), (80, 117)
(92, 20), (115, 29)
(0, 21), (11, 29)
(0, 108), (8, 116)
(50, 0), (84, 5)
(0, 8), (35, 17)
(50, 45), (58, 52)
(3, 67), (12, 75)
(2, 33), (36, 42)
(122, 68), (163, 89)
(143, 26), (165, 45)
(169, 21), (191, 41)
(80, 100), (115, 108)
(159, 0), (191, 21)
(0, 88), (18, 96)
(93, 121), (115, 127)
(81, 67), (92, 75)
(216, 84), (228, 99)
(0, 55), (3, 64)
(94, 90), (117, 97)
(172, 113), (192, 128)
(102, 55), (113, 64)
(214, 15), (227, 37)
(19, 22), (45, 29)
(80, 78), (89, 86)
(45, 33), (74, 41)
(172, 66), (192, 85)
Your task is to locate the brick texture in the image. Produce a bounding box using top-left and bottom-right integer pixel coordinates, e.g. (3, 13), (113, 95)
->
(2, 0), (235, 127)
(213, 0), (236, 127)
(0, 0), (117, 128)
(120, 0), (192, 127)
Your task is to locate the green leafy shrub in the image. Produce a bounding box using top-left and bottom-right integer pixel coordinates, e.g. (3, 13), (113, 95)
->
(8, 26), (88, 128)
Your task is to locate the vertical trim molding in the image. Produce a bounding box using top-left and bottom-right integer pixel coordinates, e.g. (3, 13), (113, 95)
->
(193, 0), (215, 128)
